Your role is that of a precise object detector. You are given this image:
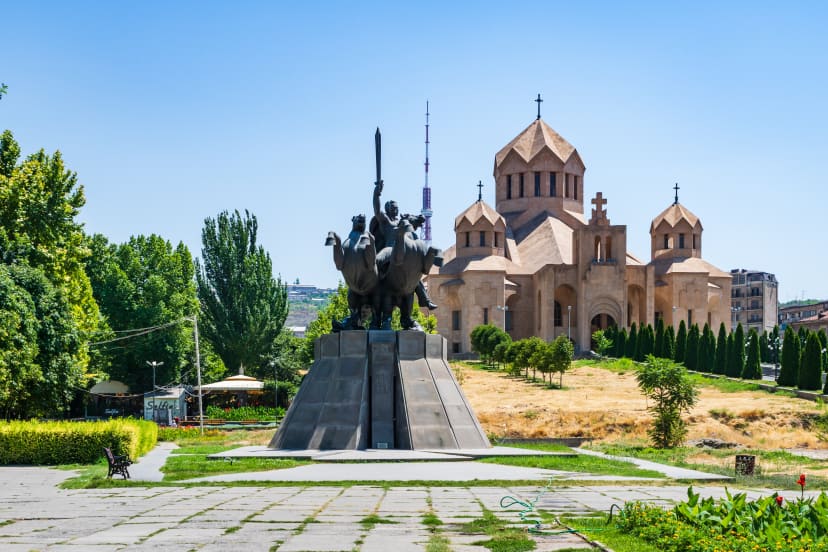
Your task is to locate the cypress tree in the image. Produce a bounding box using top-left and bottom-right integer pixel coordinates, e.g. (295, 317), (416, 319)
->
(778, 326), (800, 387)
(818, 329), (828, 372)
(625, 323), (638, 359)
(800, 332), (823, 390)
(604, 325), (616, 356)
(615, 328), (627, 359)
(665, 325), (676, 360)
(675, 320), (688, 364)
(640, 324), (654, 360)
(798, 327), (809, 349)
(760, 330), (770, 363)
(707, 325), (717, 371)
(742, 328), (762, 379)
(685, 324), (700, 370)
(725, 332), (740, 377)
(654, 318), (665, 358)
(714, 323), (727, 375)
(733, 323), (746, 378)
(697, 325), (710, 373)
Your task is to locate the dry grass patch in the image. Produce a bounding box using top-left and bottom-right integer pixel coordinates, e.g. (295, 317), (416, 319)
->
(458, 361), (828, 450)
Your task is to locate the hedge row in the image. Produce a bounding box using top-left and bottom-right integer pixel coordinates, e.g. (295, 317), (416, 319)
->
(0, 419), (158, 465)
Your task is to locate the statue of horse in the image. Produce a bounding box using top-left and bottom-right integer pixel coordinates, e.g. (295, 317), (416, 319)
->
(325, 214), (379, 330)
(374, 217), (442, 330)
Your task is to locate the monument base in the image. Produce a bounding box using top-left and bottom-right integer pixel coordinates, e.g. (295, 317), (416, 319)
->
(269, 331), (491, 450)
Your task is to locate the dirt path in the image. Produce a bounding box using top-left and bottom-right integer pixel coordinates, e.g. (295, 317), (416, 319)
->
(456, 363), (828, 450)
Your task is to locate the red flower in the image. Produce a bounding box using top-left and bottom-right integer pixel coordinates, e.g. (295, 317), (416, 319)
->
(775, 496), (784, 506)
(798, 474), (806, 500)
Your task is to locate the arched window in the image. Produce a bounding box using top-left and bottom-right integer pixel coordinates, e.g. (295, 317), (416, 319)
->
(554, 301), (562, 327)
(663, 234), (669, 249)
(506, 175), (512, 199)
(519, 173), (525, 197)
(593, 236), (602, 261)
(605, 236), (613, 260)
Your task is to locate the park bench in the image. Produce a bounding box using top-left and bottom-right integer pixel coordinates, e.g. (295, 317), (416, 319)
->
(102, 447), (132, 479)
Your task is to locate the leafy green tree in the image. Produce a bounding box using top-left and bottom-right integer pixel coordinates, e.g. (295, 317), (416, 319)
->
(742, 328), (762, 380)
(799, 332), (823, 391)
(675, 320), (687, 363)
(522, 336), (545, 380)
(684, 324), (699, 370)
(625, 323), (638, 359)
(0, 265), (40, 420)
(714, 323), (728, 375)
(86, 234), (202, 391)
(10, 265), (84, 418)
(196, 210), (289, 376)
(550, 334), (574, 387)
(636, 355), (698, 448)
(492, 337), (512, 370)
(0, 130), (99, 367)
(592, 329), (612, 359)
(470, 324), (496, 362)
(778, 326), (800, 387)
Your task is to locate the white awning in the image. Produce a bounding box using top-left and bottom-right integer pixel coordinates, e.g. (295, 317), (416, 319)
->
(198, 374), (264, 392)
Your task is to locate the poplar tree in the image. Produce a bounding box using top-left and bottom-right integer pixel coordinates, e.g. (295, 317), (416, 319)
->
(196, 210), (289, 376)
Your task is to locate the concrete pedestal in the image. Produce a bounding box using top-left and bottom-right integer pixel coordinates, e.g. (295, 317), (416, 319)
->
(269, 331), (490, 450)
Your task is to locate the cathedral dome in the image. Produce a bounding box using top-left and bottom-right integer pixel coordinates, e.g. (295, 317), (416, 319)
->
(649, 202), (702, 233)
(494, 118), (577, 168)
(454, 199), (505, 229)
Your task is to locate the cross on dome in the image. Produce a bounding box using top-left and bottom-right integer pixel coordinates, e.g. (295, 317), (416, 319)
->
(590, 192), (609, 225)
(477, 180), (483, 202)
(673, 182), (680, 205)
(534, 93), (543, 120)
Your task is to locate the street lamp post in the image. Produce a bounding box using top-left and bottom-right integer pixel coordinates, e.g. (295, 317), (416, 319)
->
(496, 305), (509, 332)
(567, 305), (572, 341)
(146, 360), (163, 421)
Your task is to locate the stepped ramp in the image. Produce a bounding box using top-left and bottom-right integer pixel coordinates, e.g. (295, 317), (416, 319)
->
(269, 331), (369, 450)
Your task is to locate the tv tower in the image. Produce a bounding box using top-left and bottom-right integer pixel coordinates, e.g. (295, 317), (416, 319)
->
(421, 101), (433, 245)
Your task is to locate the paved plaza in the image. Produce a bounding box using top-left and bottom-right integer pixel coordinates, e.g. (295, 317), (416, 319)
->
(0, 465), (816, 552)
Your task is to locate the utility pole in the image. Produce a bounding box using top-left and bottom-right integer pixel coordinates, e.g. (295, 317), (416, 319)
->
(192, 315), (204, 435)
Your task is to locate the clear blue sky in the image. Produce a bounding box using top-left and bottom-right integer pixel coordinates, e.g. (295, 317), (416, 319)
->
(2, 1), (826, 302)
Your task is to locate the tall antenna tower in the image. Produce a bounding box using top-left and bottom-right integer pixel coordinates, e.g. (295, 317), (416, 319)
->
(421, 101), (433, 245)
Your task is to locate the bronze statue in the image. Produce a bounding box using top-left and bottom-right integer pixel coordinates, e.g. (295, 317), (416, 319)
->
(326, 129), (441, 331)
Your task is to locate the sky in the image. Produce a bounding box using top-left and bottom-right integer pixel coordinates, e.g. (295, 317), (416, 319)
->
(2, 1), (826, 302)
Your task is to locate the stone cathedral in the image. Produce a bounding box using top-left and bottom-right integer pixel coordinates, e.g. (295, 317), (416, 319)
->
(425, 115), (731, 355)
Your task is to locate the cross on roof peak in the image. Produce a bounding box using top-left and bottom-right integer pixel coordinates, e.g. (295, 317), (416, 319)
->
(477, 180), (483, 202)
(673, 182), (680, 205)
(535, 93), (543, 120)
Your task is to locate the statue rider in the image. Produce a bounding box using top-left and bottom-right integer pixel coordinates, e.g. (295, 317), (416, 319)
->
(371, 182), (437, 310)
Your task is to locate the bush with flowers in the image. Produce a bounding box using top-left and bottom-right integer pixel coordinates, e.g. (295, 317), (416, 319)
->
(616, 478), (828, 552)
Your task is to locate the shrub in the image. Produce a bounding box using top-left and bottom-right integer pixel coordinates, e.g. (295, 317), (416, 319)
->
(0, 419), (157, 465)
(636, 355), (698, 448)
(204, 405), (284, 421)
(618, 486), (828, 552)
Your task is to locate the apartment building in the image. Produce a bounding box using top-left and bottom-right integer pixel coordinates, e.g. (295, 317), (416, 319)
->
(730, 269), (778, 334)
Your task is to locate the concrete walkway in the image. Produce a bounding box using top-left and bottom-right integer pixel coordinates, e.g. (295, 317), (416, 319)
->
(127, 442), (177, 482)
(0, 466), (818, 552)
(576, 447), (731, 481)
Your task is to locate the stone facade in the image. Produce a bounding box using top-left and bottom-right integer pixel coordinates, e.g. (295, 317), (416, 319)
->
(426, 117), (732, 354)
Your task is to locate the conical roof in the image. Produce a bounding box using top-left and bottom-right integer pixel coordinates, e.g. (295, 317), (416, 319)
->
(494, 118), (577, 167)
(454, 200), (505, 229)
(650, 202), (702, 233)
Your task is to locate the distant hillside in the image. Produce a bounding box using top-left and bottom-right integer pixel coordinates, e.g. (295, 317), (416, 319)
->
(284, 285), (336, 328)
(780, 299), (825, 309)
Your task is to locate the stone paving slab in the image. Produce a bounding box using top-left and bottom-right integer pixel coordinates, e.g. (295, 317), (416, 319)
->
(3, 466), (821, 551)
(575, 447), (732, 480)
